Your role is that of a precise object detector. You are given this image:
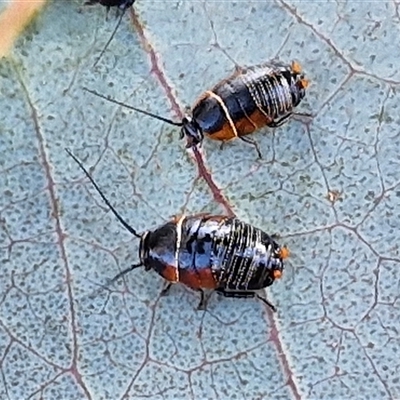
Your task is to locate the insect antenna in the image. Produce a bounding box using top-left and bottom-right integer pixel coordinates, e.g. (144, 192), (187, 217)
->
(83, 87), (183, 127)
(108, 263), (143, 284)
(93, 7), (127, 67)
(65, 148), (141, 239)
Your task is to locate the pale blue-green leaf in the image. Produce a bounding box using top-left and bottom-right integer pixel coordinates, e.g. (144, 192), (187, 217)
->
(0, 1), (399, 399)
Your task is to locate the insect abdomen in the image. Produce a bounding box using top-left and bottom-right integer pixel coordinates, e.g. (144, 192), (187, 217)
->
(192, 61), (308, 141)
(211, 218), (281, 291)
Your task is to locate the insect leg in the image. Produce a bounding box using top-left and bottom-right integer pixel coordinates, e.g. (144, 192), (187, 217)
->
(93, 7), (126, 67)
(270, 233), (281, 240)
(293, 111), (313, 118)
(267, 113), (292, 128)
(239, 136), (262, 159)
(291, 111), (314, 122)
(216, 289), (276, 312)
(160, 284), (207, 311)
(216, 288), (256, 299)
(197, 289), (207, 310)
(255, 294), (277, 312)
(160, 282), (173, 296)
(109, 263), (143, 284)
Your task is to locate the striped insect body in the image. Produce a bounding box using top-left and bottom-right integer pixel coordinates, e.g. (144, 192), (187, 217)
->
(140, 215), (287, 310)
(184, 61), (309, 153)
(67, 150), (288, 311)
(84, 59), (308, 157)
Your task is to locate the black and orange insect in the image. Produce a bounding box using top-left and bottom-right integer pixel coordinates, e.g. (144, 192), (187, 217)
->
(66, 149), (288, 310)
(85, 0), (136, 66)
(85, 60), (309, 157)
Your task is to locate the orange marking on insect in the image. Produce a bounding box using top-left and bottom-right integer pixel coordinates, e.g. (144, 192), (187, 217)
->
(279, 247), (290, 259)
(208, 109), (274, 141)
(291, 61), (303, 74)
(273, 270), (283, 279)
(299, 79), (309, 89)
(235, 109), (274, 136)
(160, 265), (179, 282)
(206, 121), (237, 141)
(179, 269), (217, 290)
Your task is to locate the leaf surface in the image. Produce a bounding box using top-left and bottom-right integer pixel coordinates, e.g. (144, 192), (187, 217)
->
(0, 1), (399, 399)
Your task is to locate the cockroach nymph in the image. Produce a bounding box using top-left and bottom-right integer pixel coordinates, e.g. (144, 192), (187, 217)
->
(84, 0), (136, 67)
(66, 149), (288, 311)
(84, 60), (309, 158)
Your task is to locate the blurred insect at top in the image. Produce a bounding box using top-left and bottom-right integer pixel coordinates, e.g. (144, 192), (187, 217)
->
(84, 0), (136, 67)
(84, 60), (309, 158)
(85, 0), (135, 10)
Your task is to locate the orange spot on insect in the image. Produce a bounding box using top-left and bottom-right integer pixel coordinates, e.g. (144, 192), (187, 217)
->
(279, 246), (290, 259)
(291, 61), (303, 74)
(273, 270), (283, 279)
(300, 79), (309, 89)
(208, 109), (274, 141)
(160, 265), (179, 282)
(235, 109), (273, 136)
(179, 269), (217, 289)
(206, 121), (237, 141)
